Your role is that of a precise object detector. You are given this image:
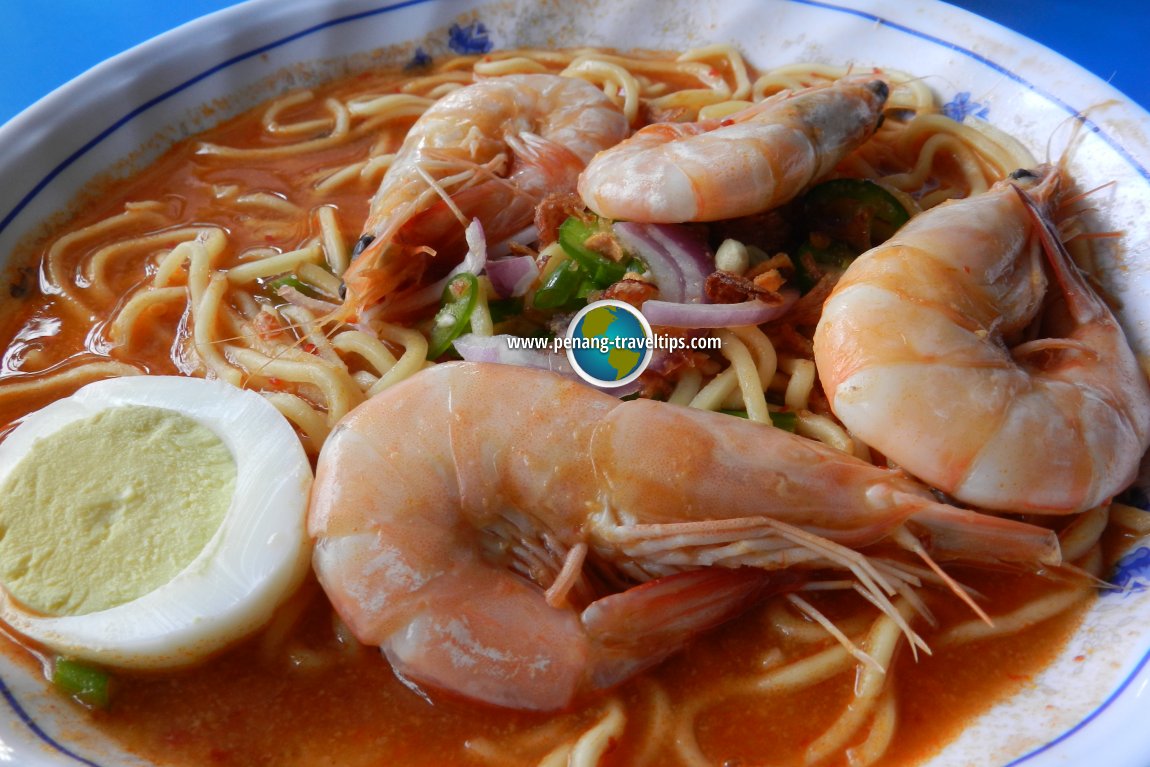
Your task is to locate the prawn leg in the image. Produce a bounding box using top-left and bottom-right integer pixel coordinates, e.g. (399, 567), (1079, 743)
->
(582, 568), (786, 694)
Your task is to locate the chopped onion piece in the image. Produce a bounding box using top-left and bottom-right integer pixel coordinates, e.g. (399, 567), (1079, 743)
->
(613, 222), (711, 303)
(641, 292), (798, 328)
(485, 255), (540, 298)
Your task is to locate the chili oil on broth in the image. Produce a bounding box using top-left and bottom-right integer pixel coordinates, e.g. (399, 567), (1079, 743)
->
(0, 46), (1112, 766)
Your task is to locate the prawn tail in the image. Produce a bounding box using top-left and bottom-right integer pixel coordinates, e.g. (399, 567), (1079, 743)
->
(505, 131), (586, 194)
(581, 568), (787, 693)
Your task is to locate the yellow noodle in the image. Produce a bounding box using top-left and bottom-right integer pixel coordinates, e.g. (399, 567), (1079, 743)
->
(667, 367), (703, 405)
(345, 92), (435, 119)
(679, 44), (751, 100)
(153, 236), (201, 287)
(796, 411), (856, 454)
(846, 687), (898, 767)
(803, 603), (910, 765)
(472, 57), (552, 76)
(261, 391), (331, 453)
(938, 586), (1090, 646)
(560, 57), (642, 125)
(1059, 506), (1109, 562)
(316, 205), (349, 276)
(0, 359), (142, 403)
(192, 274), (244, 386)
(688, 365), (739, 411)
(86, 227), (212, 301)
(628, 681), (673, 767)
(226, 244), (324, 284)
(1111, 502), (1150, 534)
(780, 357), (816, 411)
(716, 329), (770, 424)
(198, 97), (350, 158)
(107, 286), (186, 347)
(698, 99), (753, 120)
(262, 90), (332, 136)
(730, 324), (779, 388)
(397, 71), (475, 95)
(751, 640), (855, 693)
(331, 330), (400, 378)
(44, 206), (171, 320)
(542, 700), (626, 767)
(277, 305), (346, 367)
(296, 262), (344, 299)
(236, 192), (302, 216)
(229, 345), (364, 425)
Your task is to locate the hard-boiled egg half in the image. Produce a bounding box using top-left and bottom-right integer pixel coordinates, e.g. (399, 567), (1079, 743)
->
(0, 375), (312, 669)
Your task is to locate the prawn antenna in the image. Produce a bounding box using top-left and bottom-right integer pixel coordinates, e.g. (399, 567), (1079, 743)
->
(891, 527), (993, 626)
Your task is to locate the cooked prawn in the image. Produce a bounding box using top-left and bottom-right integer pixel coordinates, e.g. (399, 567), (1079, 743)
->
(308, 361), (1060, 711)
(813, 165), (1150, 513)
(576, 78), (888, 222)
(337, 74), (628, 318)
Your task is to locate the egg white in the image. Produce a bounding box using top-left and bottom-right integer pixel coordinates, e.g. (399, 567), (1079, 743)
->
(0, 375), (313, 669)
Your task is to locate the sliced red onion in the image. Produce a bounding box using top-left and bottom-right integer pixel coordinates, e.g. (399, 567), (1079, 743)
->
(452, 333), (643, 397)
(485, 255), (540, 298)
(613, 222), (712, 303)
(641, 291), (799, 328)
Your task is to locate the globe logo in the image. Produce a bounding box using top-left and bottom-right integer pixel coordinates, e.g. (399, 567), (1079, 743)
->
(566, 300), (653, 387)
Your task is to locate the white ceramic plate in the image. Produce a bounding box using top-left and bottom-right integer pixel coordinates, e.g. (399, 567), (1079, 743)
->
(2, 1), (1149, 765)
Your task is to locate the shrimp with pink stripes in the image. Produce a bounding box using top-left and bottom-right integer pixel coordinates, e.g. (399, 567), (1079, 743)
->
(308, 361), (1059, 711)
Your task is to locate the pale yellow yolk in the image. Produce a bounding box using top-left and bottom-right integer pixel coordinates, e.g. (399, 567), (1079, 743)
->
(0, 405), (236, 616)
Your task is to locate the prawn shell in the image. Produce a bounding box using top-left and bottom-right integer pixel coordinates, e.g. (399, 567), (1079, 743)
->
(577, 79), (889, 222)
(814, 168), (1150, 513)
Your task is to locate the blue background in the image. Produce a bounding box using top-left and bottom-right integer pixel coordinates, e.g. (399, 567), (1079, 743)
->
(0, 1), (1147, 125)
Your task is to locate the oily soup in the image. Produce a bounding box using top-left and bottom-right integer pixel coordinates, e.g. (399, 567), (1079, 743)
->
(0, 45), (1145, 767)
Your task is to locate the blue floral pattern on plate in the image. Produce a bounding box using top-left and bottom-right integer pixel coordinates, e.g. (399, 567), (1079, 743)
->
(448, 21), (493, 55)
(406, 47), (433, 69)
(406, 21), (492, 70)
(1109, 546), (1150, 596)
(942, 91), (990, 122)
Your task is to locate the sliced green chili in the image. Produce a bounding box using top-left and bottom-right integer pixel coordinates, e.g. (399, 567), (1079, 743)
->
(532, 258), (587, 310)
(720, 409), (797, 432)
(557, 217), (627, 287)
(487, 297), (524, 325)
(53, 657), (111, 709)
(769, 410), (798, 433)
(266, 274), (317, 297)
(427, 272), (479, 359)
